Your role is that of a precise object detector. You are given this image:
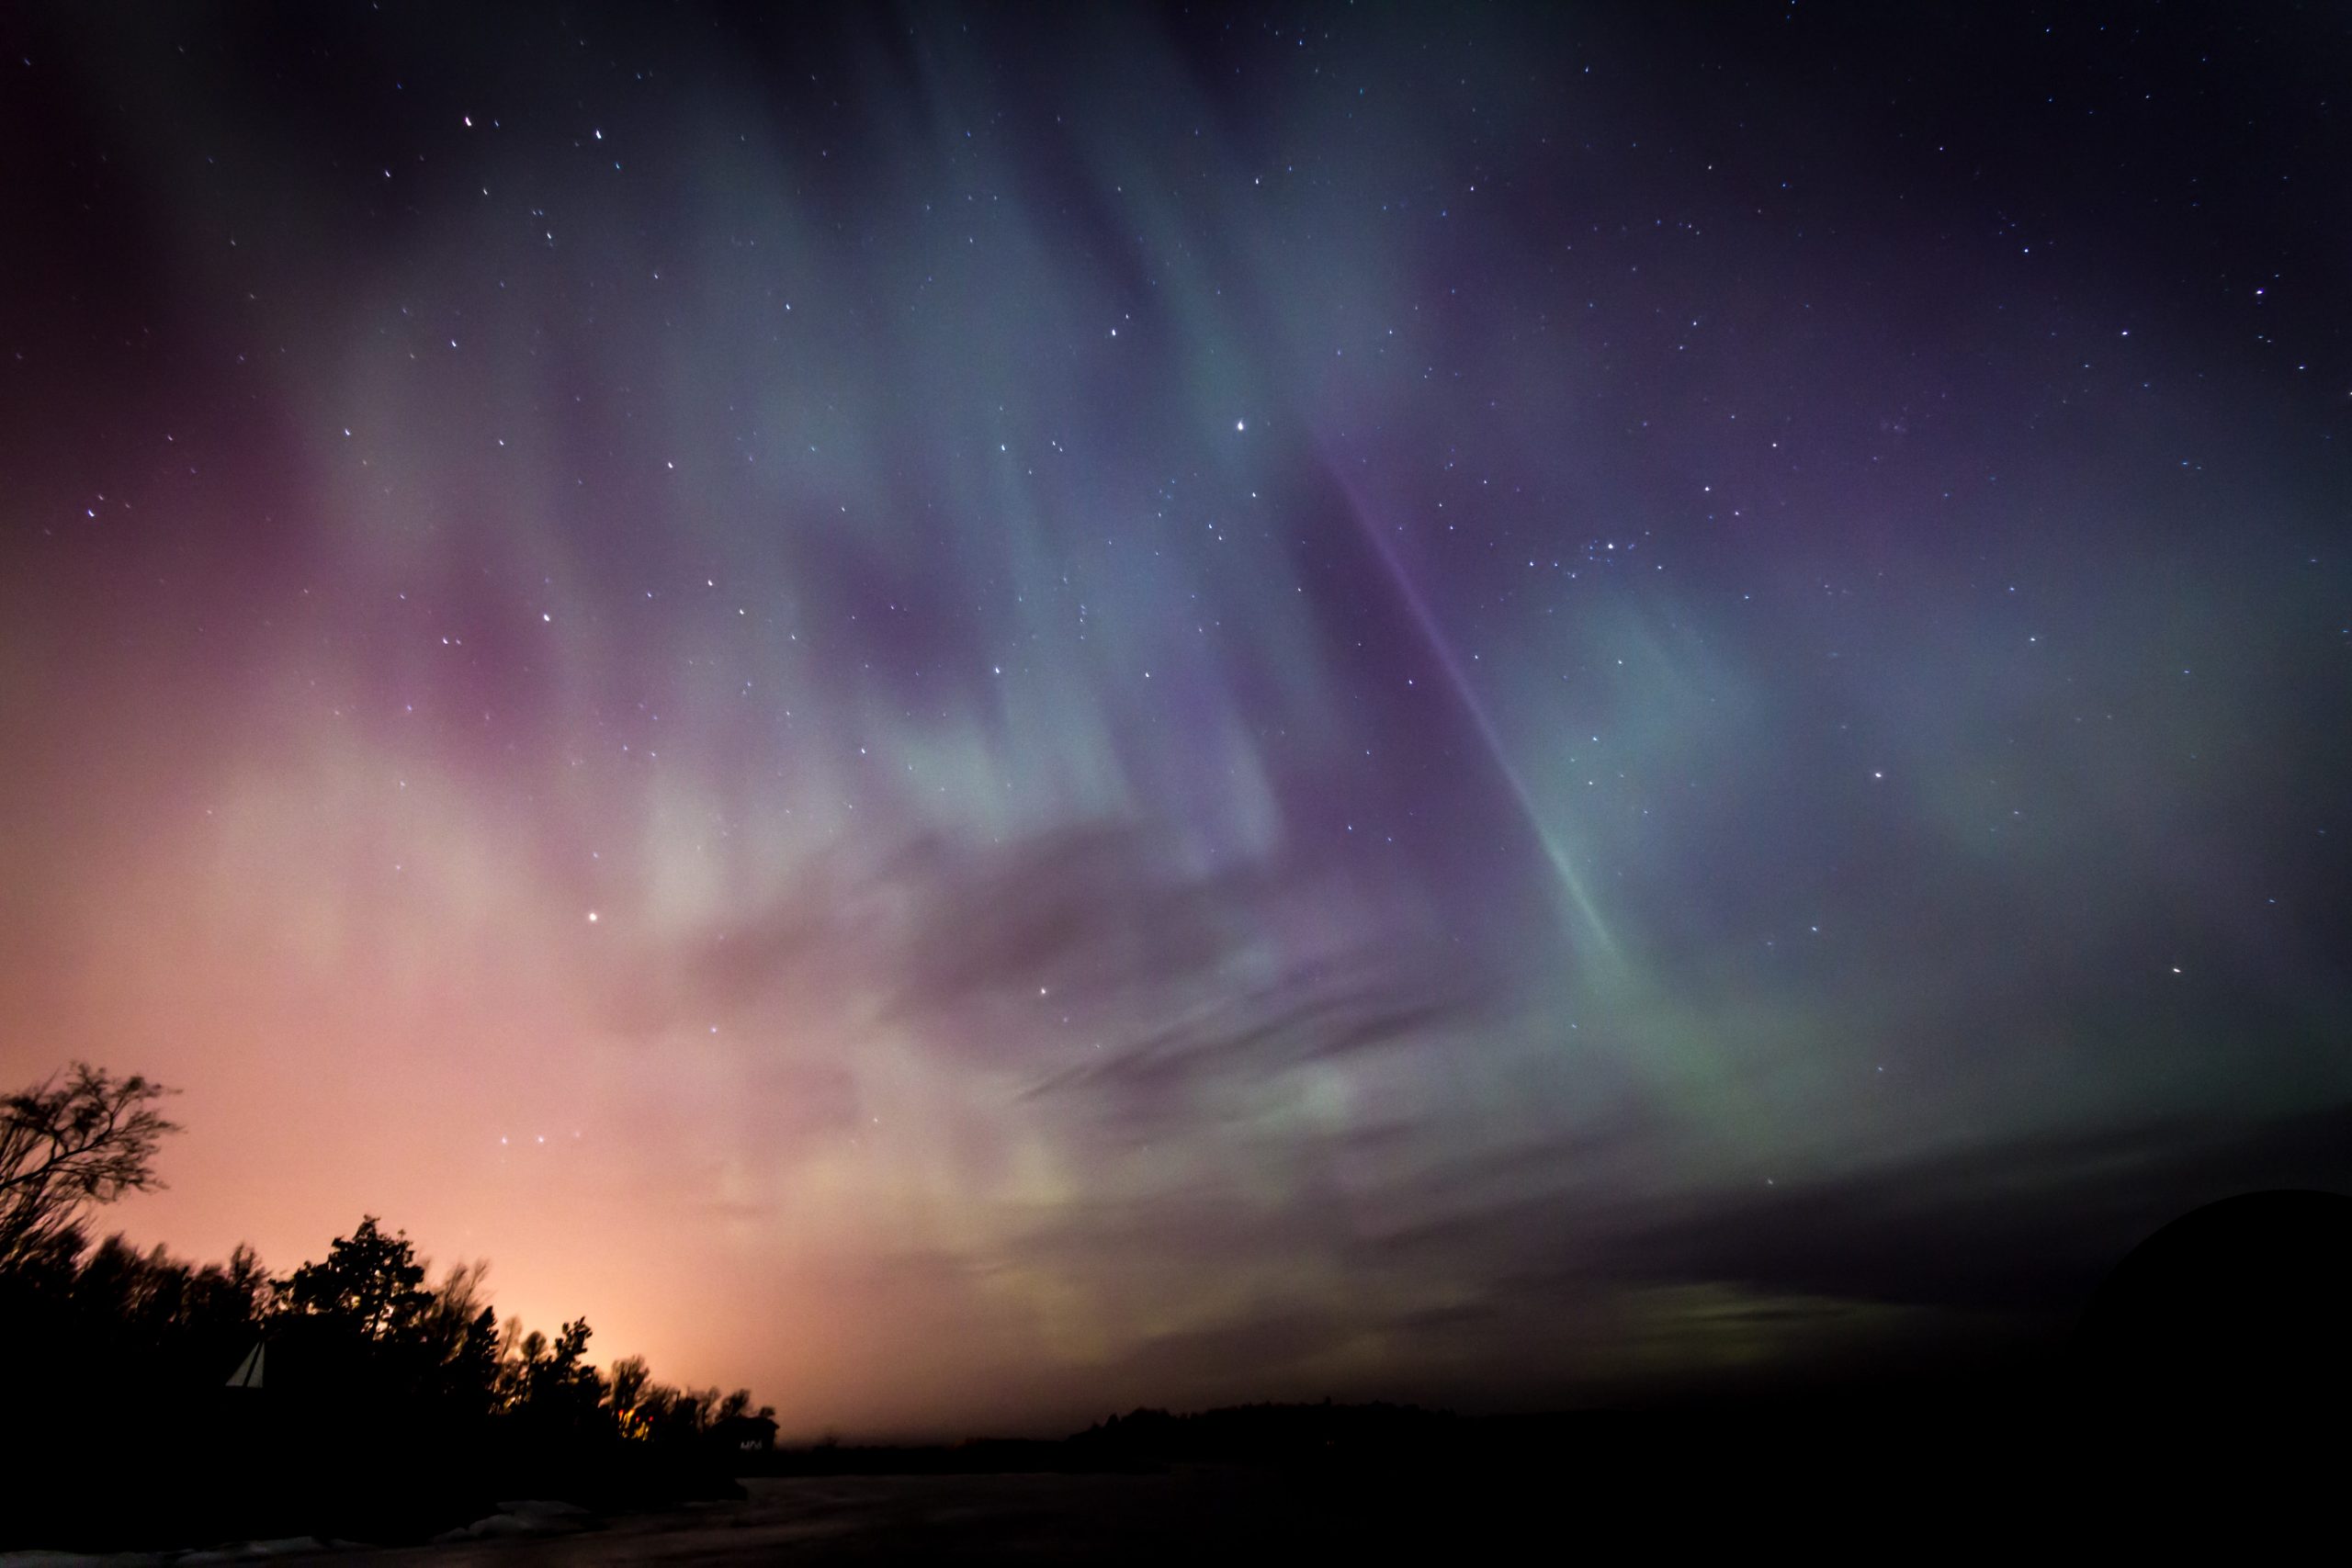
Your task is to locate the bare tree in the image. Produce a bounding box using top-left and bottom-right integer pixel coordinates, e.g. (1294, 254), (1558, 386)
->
(606, 1354), (652, 1436)
(1, 1063), (179, 1272)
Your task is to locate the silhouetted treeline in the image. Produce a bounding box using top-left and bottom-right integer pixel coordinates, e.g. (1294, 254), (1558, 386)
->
(736, 1402), (1465, 1480)
(2, 1064), (773, 1550)
(2, 1214), (773, 1550)
(1069, 1400), (1459, 1463)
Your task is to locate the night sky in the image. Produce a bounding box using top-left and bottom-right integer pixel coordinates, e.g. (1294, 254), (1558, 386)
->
(4, 4), (2349, 1437)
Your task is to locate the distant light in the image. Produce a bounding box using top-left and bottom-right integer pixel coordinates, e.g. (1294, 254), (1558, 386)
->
(1236, 419), (1246, 432)
(586, 910), (599, 923)
(541, 612), (551, 622)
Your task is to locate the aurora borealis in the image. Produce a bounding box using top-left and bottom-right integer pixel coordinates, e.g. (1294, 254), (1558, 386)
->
(4, 4), (2348, 1435)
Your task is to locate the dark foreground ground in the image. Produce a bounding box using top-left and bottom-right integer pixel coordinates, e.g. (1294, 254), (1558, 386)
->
(7, 1419), (2338, 1567)
(368, 1472), (1462, 1567)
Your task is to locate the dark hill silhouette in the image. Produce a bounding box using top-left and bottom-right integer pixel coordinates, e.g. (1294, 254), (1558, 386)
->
(2076, 1189), (2352, 1414)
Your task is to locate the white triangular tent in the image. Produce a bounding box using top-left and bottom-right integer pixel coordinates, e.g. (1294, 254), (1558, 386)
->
(226, 1341), (266, 1389)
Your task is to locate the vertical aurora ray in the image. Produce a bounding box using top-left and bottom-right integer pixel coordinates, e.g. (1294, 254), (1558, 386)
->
(1329, 460), (1621, 964)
